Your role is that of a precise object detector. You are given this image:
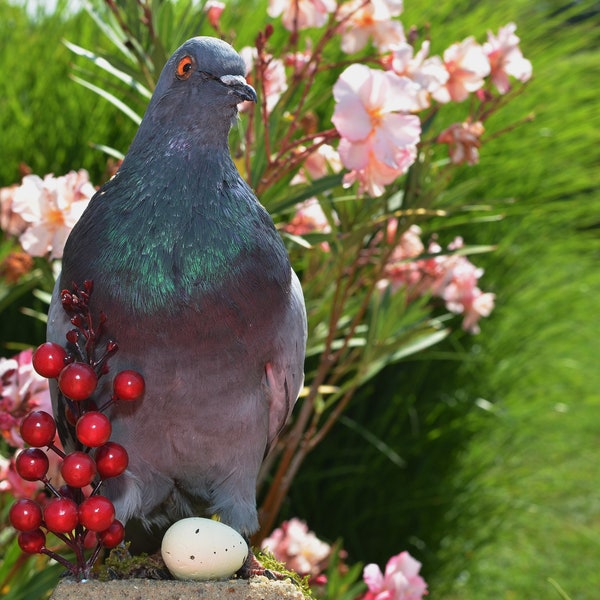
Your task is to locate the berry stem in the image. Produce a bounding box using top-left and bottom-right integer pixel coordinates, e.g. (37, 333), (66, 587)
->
(87, 543), (104, 571)
(42, 478), (64, 498)
(47, 443), (66, 459)
(41, 547), (78, 574)
(96, 398), (115, 413)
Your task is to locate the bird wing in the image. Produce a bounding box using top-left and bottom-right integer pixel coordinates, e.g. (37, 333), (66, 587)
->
(263, 269), (307, 455)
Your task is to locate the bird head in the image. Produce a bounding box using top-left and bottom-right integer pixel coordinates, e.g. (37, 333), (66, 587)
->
(142, 36), (257, 141)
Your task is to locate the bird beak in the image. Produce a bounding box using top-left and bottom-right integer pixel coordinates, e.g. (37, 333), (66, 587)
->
(219, 74), (257, 103)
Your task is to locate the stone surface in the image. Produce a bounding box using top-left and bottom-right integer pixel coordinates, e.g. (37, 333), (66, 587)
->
(50, 577), (306, 600)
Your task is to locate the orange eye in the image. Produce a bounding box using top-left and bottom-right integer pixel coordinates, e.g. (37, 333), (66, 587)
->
(176, 56), (194, 80)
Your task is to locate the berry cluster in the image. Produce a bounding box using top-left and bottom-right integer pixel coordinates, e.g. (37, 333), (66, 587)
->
(9, 281), (144, 580)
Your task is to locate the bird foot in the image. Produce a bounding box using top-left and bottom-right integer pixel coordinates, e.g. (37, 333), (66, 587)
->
(236, 549), (287, 580)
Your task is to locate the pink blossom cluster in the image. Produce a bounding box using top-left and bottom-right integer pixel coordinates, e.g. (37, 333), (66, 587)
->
(331, 21), (530, 194)
(332, 64), (421, 197)
(0, 348), (51, 449)
(0, 170), (95, 260)
(363, 551), (428, 600)
(0, 349), (62, 499)
(214, 1), (532, 196)
(380, 222), (495, 333)
(261, 517), (332, 578)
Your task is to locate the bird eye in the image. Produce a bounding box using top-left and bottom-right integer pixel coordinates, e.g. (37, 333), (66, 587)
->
(176, 56), (194, 80)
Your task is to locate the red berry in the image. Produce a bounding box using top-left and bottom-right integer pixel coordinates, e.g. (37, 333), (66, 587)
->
(58, 363), (98, 401)
(20, 410), (57, 447)
(113, 370), (145, 401)
(9, 499), (43, 532)
(57, 484), (78, 501)
(15, 448), (49, 481)
(83, 529), (98, 549)
(97, 519), (125, 548)
(78, 495), (115, 532)
(76, 412), (112, 448)
(43, 497), (78, 534)
(18, 528), (46, 553)
(66, 329), (79, 344)
(95, 442), (128, 479)
(32, 342), (67, 379)
(60, 451), (97, 488)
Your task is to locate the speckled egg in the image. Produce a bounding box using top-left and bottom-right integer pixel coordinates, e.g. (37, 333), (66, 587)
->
(161, 517), (248, 580)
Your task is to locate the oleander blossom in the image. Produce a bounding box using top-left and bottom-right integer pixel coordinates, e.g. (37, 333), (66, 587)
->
(261, 518), (332, 577)
(380, 230), (494, 333)
(433, 36), (490, 103)
(437, 120), (485, 165)
(0, 185), (27, 236)
(385, 41), (449, 109)
(283, 198), (332, 238)
(268, 0), (337, 31)
(240, 46), (288, 114)
(484, 23), (532, 94)
(339, 0), (405, 53)
(8, 170), (95, 259)
(363, 551), (428, 600)
(0, 350), (65, 498)
(0, 349), (52, 449)
(204, 0), (225, 30)
(291, 141), (342, 184)
(332, 64), (421, 197)
(0, 453), (40, 499)
(378, 222), (426, 289)
(432, 237), (495, 334)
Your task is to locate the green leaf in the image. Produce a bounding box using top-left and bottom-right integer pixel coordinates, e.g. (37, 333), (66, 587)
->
(266, 173), (345, 214)
(64, 40), (152, 99)
(0, 269), (47, 314)
(81, 0), (135, 63)
(70, 75), (142, 125)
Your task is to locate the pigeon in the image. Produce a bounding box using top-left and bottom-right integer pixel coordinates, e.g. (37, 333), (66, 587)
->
(47, 36), (307, 573)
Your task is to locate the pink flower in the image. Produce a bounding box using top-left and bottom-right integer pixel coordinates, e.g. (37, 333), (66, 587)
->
(437, 120), (485, 165)
(0, 453), (40, 499)
(285, 50), (316, 77)
(462, 289), (495, 334)
(10, 170), (95, 259)
(268, 0), (337, 31)
(332, 64), (421, 197)
(291, 141), (342, 184)
(379, 234), (494, 333)
(0, 349), (66, 498)
(261, 518), (331, 578)
(339, 0), (405, 53)
(484, 23), (532, 94)
(363, 551), (428, 600)
(283, 198), (332, 237)
(432, 37), (490, 103)
(0, 349), (52, 448)
(385, 41), (449, 109)
(1, 185), (28, 236)
(436, 253), (495, 334)
(204, 0), (225, 30)
(240, 47), (288, 114)
(379, 223), (425, 290)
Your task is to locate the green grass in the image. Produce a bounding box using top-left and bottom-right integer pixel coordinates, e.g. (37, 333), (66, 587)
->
(0, 0), (137, 186)
(408, 1), (600, 597)
(289, 1), (600, 598)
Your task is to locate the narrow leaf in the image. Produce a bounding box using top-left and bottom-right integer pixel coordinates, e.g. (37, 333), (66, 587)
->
(70, 75), (142, 125)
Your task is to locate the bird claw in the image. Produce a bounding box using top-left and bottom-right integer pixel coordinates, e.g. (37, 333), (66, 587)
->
(236, 550), (289, 581)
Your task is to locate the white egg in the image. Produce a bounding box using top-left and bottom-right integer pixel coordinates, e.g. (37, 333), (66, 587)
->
(161, 517), (248, 580)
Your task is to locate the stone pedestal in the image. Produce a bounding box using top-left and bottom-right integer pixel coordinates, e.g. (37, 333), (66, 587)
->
(50, 577), (305, 600)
